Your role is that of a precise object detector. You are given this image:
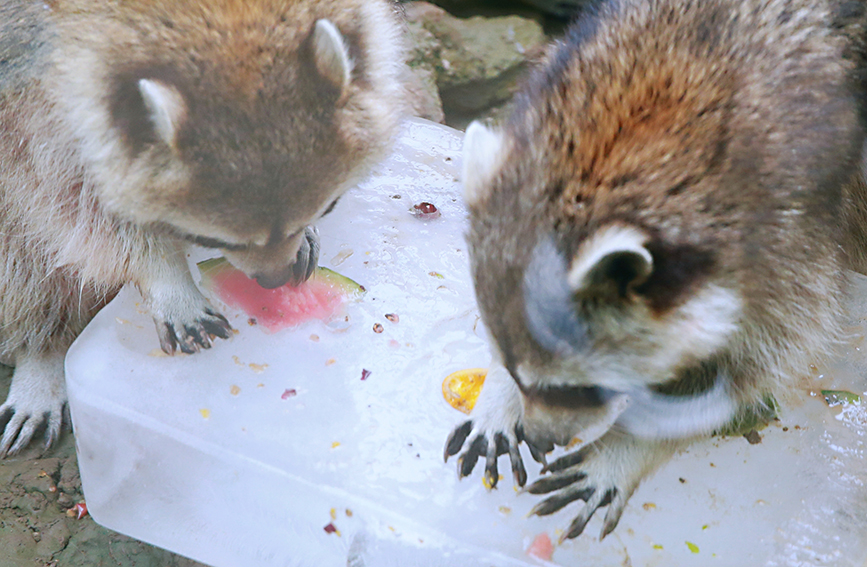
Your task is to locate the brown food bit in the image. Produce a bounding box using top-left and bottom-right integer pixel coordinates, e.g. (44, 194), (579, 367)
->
(385, 313), (399, 323)
(373, 323), (384, 333)
(678, 478), (687, 484)
(743, 429), (762, 444)
(248, 318), (258, 326)
(411, 201), (441, 220)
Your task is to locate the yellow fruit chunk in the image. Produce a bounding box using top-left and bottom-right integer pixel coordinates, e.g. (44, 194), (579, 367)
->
(442, 368), (487, 414)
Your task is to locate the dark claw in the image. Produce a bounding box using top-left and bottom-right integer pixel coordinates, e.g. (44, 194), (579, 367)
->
(509, 442), (528, 487)
(525, 470), (587, 494)
(202, 310), (232, 338)
(517, 424), (551, 464)
(526, 440), (549, 465)
(444, 420), (473, 461)
(599, 490), (622, 540)
(598, 488), (614, 507)
(184, 325), (212, 349)
(561, 488), (617, 541)
(305, 227), (320, 280)
(563, 509), (593, 540)
(178, 336), (198, 354)
(288, 227), (319, 286)
(161, 323), (178, 354)
(542, 446), (589, 473)
(459, 435), (487, 477)
(484, 446), (499, 489)
(529, 487), (595, 517)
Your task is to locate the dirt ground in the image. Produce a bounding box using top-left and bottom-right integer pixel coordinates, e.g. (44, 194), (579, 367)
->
(0, 367), (208, 567)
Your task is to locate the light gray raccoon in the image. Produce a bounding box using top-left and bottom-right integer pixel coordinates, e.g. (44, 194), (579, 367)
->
(0, 0), (403, 457)
(445, 0), (867, 540)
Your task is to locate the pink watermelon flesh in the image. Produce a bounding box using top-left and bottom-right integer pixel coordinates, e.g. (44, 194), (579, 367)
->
(197, 257), (363, 332)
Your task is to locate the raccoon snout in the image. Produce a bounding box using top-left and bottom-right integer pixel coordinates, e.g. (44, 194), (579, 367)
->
(253, 267), (295, 289)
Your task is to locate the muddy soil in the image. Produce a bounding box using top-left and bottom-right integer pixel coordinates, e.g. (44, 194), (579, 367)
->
(0, 367), (206, 567)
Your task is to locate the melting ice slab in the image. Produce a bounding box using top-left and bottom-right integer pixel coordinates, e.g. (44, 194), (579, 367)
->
(67, 118), (867, 567)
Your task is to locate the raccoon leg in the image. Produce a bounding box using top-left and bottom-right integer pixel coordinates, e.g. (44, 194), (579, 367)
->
(286, 226), (320, 287)
(0, 348), (66, 458)
(444, 364), (547, 489)
(136, 243), (232, 354)
(526, 431), (681, 540)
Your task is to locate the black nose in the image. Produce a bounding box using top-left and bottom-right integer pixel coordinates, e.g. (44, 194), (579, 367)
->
(253, 267), (294, 289)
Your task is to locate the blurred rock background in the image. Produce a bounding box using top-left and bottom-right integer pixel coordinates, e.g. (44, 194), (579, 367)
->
(0, 1), (593, 565)
(401, 0), (587, 128)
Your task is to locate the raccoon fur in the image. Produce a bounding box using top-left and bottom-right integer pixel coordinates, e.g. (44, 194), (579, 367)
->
(445, 0), (867, 540)
(0, 0), (403, 457)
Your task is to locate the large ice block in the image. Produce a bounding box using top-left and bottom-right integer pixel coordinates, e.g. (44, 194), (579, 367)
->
(66, 118), (867, 567)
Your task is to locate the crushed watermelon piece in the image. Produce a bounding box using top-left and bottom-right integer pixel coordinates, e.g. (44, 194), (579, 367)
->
(197, 257), (364, 332)
(527, 532), (554, 561)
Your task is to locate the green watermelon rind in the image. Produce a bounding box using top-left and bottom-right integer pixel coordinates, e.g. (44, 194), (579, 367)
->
(196, 256), (364, 295)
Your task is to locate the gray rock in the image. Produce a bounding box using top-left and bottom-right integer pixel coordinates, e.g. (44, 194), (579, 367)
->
(404, 1), (546, 120)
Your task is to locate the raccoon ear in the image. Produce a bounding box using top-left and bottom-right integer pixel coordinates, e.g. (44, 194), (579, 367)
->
(137, 79), (186, 148)
(462, 121), (508, 206)
(568, 225), (653, 297)
(312, 19), (352, 90)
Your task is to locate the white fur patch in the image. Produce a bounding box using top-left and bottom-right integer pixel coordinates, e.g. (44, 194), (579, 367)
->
(462, 121), (508, 206)
(671, 284), (743, 359)
(138, 79), (186, 148)
(617, 374), (739, 440)
(313, 19), (352, 89)
(568, 224), (652, 291)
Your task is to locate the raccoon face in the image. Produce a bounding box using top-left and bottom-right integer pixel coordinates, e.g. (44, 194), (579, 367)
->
(462, 122), (744, 446)
(81, 19), (377, 286)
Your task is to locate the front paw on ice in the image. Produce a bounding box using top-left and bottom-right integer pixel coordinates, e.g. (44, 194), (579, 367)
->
(524, 445), (629, 542)
(442, 369), (549, 490)
(156, 306), (232, 355)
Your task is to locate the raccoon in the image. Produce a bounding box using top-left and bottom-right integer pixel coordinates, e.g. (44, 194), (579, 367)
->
(0, 0), (403, 457)
(445, 0), (867, 540)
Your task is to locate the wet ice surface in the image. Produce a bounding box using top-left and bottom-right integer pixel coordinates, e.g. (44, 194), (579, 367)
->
(66, 118), (867, 567)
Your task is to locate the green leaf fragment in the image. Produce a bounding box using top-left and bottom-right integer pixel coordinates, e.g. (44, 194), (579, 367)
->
(686, 541), (699, 554)
(715, 394), (778, 437)
(821, 390), (861, 407)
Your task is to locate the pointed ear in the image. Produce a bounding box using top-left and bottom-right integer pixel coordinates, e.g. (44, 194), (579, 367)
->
(312, 19), (352, 90)
(462, 120), (509, 206)
(138, 79), (186, 148)
(568, 225), (653, 297)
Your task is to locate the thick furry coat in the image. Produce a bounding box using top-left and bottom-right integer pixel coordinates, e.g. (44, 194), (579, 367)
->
(0, 0), (403, 456)
(447, 0), (867, 540)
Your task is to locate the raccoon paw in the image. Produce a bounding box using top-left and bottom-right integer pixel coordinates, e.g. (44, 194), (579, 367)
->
(445, 419), (548, 489)
(525, 435), (674, 540)
(0, 351), (66, 458)
(287, 226), (320, 287)
(443, 365), (549, 489)
(155, 305), (232, 355)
